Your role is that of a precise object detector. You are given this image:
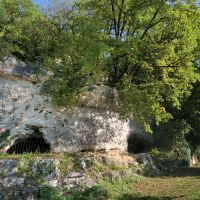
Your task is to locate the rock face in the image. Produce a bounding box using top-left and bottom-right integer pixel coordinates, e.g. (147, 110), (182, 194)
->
(191, 154), (199, 166)
(0, 56), (138, 153)
(0, 151), (144, 199)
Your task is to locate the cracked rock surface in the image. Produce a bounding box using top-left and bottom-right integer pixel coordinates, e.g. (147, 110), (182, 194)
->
(0, 56), (139, 153)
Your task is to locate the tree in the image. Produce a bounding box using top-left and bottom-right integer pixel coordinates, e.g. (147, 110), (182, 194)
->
(43, 0), (200, 131)
(1, 0), (199, 132)
(0, 0), (41, 56)
(0, 0), (61, 68)
(181, 81), (200, 152)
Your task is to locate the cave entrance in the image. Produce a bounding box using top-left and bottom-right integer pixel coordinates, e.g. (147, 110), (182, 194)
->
(128, 133), (154, 153)
(7, 132), (50, 154)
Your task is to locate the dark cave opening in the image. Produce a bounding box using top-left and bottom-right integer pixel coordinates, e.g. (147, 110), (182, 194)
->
(128, 133), (154, 153)
(7, 132), (50, 154)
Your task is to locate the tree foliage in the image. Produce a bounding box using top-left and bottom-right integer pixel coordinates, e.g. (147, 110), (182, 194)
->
(182, 81), (200, 152)
(44, 0), (200, 131)
(0, 0), (200, 133)
(0, 0), (40, 56)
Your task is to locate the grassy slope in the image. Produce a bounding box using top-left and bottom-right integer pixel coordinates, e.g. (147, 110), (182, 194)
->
(107, 166), (200, 200)
(39, 166), (200, 200)
(0, 153), (199, 200)
(130, 171), (200, 200)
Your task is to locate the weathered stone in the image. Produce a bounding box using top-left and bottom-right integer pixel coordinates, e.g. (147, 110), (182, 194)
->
(193, 154), (199, 164)
(31, 159), (57, 178)
(63, 172), (95, 189)
(0, 160), (18, 177)
(67, 172), (83, 178)
(0, 55), (50, 83)
(118, 168), (134, 176)
(134, 153), (149, 164)
(0, 186), (38, 200)
(76, 157), (96, 170)
(102, 171), (121, 181)
(48, 179), (58, 187)
(0, 155), (148, 199)
(102, 155), (123, 166)
(134, 153), (159, 174)
(102, 168), (139, 181)
(30, 159), (59, 187)
(0, 177), (25, 187)
(0, 56), (140, 153)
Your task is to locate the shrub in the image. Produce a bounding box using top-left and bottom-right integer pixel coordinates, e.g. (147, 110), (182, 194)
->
(153, 120), (191, 150)
(151, 142), (191, 170)
(152, 120), (192, 168)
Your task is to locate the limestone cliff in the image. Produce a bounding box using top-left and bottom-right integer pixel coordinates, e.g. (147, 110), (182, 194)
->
(0, 56), (138, 153)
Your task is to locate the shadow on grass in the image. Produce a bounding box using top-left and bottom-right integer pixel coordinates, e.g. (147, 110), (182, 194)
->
(39, 185), (109, 200)
(38, 184), (190, 200)
(159, 167), (200, 178)
(117, 194), (186, 200)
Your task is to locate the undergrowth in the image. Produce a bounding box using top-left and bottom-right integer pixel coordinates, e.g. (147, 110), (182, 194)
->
(39, 177), (139, 200)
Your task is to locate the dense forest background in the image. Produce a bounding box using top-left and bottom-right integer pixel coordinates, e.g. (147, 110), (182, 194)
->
(0, 0), (200, 162)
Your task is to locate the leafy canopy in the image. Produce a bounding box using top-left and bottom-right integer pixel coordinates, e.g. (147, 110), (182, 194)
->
(45, 0), (200, 131)
(1, 0), (200, 132)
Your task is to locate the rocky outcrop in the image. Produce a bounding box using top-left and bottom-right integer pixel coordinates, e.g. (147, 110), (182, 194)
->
(0, 56), (139, 153)
(191, 154), (199, 166)
(0, 150), (145, 199)
(0, 159), (39, 200)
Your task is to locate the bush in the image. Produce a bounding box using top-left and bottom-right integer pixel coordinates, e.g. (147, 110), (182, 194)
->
(170, 139), (191, 164)
(151, 141), (191, 170)
(153, 120), (191, 150)
(152, 120), (192, 168)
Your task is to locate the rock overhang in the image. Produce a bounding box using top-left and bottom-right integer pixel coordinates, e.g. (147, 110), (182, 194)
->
(0, 56), (139, 153)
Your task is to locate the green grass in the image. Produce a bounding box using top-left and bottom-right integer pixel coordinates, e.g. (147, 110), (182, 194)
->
(0, 152), (199, 200)
(16, 159), (32, 176)
(0, 152), (56, 160)
(57, 152), (79, 178)
(39, 166), (200, 200)
(129, 169), (200, 200)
